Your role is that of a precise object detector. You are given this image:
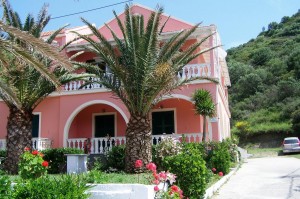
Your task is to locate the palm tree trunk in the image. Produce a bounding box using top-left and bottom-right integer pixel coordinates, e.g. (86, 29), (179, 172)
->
(3, 106), (33, 174)
(125, 115), (152, 173)
(202, 116), (207, 142)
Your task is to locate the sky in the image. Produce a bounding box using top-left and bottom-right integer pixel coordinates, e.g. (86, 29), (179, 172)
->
(1, 0), (300, 49)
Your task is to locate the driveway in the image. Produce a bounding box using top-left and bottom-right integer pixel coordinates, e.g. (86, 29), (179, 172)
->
(212, 157), (300, 199)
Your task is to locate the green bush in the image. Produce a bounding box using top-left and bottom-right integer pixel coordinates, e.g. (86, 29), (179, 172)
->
(0, 150), (6, 157)
(206, 142), (231, 175)
(12, 175), (91, 199)
(106, 145), (125, 171)
(18, 149), (49, 179)
(162, 147), (208, 199)
(42, 148), (84, 174)
(0, 170), (12, 199)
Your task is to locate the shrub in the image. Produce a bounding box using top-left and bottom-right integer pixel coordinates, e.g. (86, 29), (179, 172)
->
(206, 142), (231, 175)
(18, 148), (49, 179)
(42, 148), (83, 174)
(0, 150), (6, 157)
(162, 147), (208, 199)
(154, 136), (182, 170)
(106, 145), (125, 171)
(0, 170), (12, 199)
(12, 175), (91, 199)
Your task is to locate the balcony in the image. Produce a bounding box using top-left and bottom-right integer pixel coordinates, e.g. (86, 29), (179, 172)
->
(62, 64), (211, 92)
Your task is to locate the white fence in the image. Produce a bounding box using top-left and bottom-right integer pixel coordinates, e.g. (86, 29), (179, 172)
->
(0, 138), (52, 151)
(63, 64), (211, 92)
(67, 133), (202, 154)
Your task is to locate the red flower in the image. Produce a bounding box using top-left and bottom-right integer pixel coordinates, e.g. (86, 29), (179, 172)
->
(154, 186), (160, 192)
(218, 172), (224, 177)
(171, 185), (180, 193)
(146, 162), (157, 171)
(24, 147), (30, 151)
(32, 150), (39, 155)
(135, 159), (143, 168)
(212, 168), (216, 172)
(42, 161), (49, 167)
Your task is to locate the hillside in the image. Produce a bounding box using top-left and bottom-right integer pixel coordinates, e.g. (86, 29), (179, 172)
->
(227, 10), (300, 142)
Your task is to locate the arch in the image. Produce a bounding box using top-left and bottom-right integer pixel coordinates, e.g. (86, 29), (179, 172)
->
(63, 100), (129, 147)
(160, 94), (192, 102)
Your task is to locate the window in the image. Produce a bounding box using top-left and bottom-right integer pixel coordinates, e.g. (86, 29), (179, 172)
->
(32, 114), (40, 138)
(152, 110), (175, 135)
(94, 114), (115, 137)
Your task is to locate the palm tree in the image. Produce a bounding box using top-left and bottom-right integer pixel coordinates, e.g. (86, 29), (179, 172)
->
(0, 0), (87, 174)
(72, 5), (216, 172)
(192, 89), (216, 142)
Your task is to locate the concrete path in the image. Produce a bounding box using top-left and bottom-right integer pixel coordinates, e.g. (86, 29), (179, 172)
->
(212, 157), (300, 199)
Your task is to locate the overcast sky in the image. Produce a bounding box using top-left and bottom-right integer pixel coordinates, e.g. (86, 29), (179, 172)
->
(2, 0), (300, 49)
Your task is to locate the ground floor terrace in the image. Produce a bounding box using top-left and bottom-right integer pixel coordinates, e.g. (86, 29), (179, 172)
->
(0, 83), (231, 153)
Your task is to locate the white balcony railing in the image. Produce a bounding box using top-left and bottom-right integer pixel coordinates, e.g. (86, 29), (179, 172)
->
(63, 64), (211, 92)
(0, 138), (52, 151)
(67, 133), (202, 154)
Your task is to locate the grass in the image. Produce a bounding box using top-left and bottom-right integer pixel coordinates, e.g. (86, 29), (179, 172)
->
(246, 147), (300, 159)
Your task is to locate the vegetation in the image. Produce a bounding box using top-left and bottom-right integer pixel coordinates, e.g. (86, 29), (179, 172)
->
(42, 148), (84, 174)
(0, 0), (87, 174)
(227, 10), (300, 142)
(72, 4), (215, 172)
(192, 89), (216, 142)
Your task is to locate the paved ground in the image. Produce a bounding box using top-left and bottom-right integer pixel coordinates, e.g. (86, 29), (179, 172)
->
(212, 157), (300, 199)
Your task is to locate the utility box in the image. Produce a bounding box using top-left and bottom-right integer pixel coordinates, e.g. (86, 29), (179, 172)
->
(65, 154), (88, 174)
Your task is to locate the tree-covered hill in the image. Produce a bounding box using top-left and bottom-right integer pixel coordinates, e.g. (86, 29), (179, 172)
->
(227, 10), (300, 141)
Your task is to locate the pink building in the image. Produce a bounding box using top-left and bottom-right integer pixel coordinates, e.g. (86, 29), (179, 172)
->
(0, 4), (231, 153)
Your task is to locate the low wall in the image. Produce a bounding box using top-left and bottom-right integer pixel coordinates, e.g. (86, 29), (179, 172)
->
(87, 184), (155, 199)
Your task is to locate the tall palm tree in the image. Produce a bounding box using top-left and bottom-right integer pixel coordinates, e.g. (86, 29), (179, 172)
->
(72, 5), (217, 172)
(0, 0), (88, 174)
(192, 89), (216, 142)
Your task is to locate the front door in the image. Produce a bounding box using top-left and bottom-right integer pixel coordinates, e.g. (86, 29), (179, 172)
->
(32, 114), (40, 138)
(94, 114), (115, 137)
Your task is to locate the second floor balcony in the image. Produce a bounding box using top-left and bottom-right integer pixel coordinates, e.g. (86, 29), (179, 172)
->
(62, 63), (212, 93)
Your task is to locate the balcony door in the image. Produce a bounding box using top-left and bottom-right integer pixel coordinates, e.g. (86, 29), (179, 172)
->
(94, 114), (115, 138)
(32, 114), (40, 138)
(151, 110), (175, 135)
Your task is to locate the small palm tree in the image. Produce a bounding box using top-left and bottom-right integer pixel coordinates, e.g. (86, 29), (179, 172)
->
(72, 5), (217, 172)
(0, 0), (87, 174)
(192, 89), (216, 142)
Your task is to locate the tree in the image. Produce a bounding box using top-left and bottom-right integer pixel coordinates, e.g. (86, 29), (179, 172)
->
(192, 89), (216, 142)
(73, 5), (216, 172)
(0, 0), (87, 174)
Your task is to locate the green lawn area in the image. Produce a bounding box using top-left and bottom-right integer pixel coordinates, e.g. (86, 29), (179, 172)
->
(8, 172), (153, 184)
(246, 147), (300, 159)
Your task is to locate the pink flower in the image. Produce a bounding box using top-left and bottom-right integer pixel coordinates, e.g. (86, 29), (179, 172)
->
(24, 147), (30, 151)
(154, 186), (160, 192)
(135, 159), (143, 168)
(212, 168), (216, 172)
(159, 172), (167, 180)
(146, 162), (157, 171)
(218, 172), (224, 177)
(153, 179), (160, 185)
(32, 150), (39, 155)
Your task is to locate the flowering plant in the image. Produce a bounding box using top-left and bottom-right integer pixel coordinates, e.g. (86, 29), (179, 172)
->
(18, 147), (49, 179)
(134, 160), (184, 199)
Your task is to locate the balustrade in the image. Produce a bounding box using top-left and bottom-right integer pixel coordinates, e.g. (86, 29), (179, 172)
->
(67, 133), (202, 154)
(62, 64), (211, 92)
(0, 138), (52, 151)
